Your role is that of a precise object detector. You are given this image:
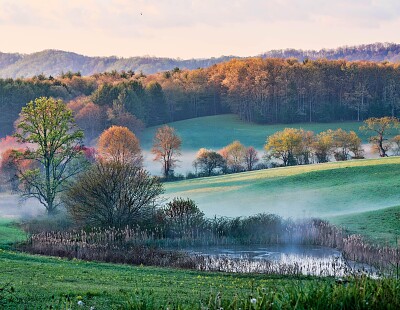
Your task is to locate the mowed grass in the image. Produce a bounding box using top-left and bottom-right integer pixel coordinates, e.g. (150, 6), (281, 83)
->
(139, 114), (366, 150)
(165, 157), (400, 218)
(329, 205), (400, 246)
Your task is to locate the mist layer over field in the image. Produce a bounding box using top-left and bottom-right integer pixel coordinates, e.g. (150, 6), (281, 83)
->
(164, 157), (400, 219)
(0, 194), (44, 219)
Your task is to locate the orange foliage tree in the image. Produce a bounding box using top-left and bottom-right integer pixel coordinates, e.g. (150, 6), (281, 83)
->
(97, 126), (142, 166)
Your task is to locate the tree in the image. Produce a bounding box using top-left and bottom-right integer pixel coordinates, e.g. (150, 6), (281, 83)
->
(244, 146), (259, 171)
(265, 128), (303, 166)
(193, 148), (226, 176)
(106, 101), (144, 135)
(219, 141), (246, 172)
(14, 97), (84, 214)
(391, 135), (400, 156)
(332, 129), (361, 161)
(360, 117), (399, 157)
(0, 148), (28, 192)
(63, 161), (163, 228)
(163, 197), (205, 238)
(97, 126), (142, 166)
(312, 130), (335, 163)
(151, 125), (181, 179)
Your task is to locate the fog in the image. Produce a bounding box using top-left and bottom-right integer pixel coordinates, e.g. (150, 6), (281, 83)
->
(0, 194), (45, 219)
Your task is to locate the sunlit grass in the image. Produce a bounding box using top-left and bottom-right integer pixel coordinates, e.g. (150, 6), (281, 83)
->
(165, 157), (400, 218)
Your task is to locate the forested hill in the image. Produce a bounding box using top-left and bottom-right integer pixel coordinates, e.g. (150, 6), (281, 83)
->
(0, 50), (235, 79)
(261, 43), (400, 62)
(1, 43), (400, 78)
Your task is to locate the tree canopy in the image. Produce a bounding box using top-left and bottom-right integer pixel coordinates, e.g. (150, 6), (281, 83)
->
(14, 97), (84, 214)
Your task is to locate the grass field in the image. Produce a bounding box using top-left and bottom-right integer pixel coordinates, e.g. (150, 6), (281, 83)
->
(1, 221), (399, 309)
(164, 157), (400, 218)
(0, 221), (339, 309)
(139, 114), (366, 151)
(329, 205), (400, 246)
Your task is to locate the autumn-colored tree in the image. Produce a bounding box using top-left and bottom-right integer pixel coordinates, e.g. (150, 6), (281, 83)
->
(360, 117), (399, 157)
(97, 126), (142, 166)
(14, 97), (84, 214)
(151, 125), (181, 179)
(219, 141), (246, 172)
(106, 102), (144, 134)
(312, 130), (335, 163)
(332, 129), (363, 161)
(0, 148), (26, 192)
(265, 128), (303, 166)
(244, 146), (259, 171)
(193, 148), (226, 176)
(67, 97), (106, 142)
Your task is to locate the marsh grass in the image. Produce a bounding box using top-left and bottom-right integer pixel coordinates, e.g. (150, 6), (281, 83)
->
(22, 219), (400, 277)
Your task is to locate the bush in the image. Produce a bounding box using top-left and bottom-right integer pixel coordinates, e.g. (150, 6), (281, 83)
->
(63, 161), (163, 229)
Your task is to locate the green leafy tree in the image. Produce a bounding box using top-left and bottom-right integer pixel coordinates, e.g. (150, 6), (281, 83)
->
(193, 148), (226, 176)
(163, 197), (205, 238)
(14, 97), (84, 214)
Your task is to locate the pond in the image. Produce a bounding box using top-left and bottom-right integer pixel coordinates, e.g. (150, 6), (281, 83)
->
(181, 244), (377, 277)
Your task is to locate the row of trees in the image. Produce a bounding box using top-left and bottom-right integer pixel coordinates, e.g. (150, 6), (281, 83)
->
(2, 58), (400, 139)
(0, 97), (399, 222)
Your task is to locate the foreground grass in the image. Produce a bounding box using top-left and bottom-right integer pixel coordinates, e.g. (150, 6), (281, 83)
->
(139, 114), (366, 150)
(165, 157), (400, 218)
(329, 205), (400, 246)
(1, 214), (400, 308)
(0, 219), (26, 250)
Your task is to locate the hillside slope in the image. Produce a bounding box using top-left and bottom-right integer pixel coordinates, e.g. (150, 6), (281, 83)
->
(1, 43), (400, 78)
(164, 157), (400, 218)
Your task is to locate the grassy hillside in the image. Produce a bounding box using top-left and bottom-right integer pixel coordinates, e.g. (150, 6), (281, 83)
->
(139, 114), (367, 151)
(329, 205), (400, 246)
(164, 157), (400, 218)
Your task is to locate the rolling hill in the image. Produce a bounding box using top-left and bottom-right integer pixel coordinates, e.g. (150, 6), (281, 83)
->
(164, 157), (400, 219)
(1, 42), (400, 78)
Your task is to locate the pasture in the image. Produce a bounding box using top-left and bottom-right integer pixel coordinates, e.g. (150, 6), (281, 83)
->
(164, 157), (400, 218)
(329, 205), (400, 246)
(139, 114), (366, 151)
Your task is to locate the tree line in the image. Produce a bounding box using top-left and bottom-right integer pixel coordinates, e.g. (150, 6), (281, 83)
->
(1, 58), (400, 139)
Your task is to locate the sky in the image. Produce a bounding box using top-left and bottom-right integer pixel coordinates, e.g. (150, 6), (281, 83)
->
(0, 0), (399, 59)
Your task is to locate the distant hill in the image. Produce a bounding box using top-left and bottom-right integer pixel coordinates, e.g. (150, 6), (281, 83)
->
(1, 43), (400, 78)
(261, 42), (400, 62)
(0, 50), (235, 78)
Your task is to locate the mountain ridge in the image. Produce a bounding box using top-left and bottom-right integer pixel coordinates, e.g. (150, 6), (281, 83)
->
(1, 42), (400, 78)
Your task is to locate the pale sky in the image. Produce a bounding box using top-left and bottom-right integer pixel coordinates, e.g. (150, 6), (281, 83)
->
(0, 0), (399, 59)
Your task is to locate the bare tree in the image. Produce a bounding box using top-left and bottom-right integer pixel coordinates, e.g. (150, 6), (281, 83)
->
(151, 125), (181, 179)
(63, 161), (163, 228)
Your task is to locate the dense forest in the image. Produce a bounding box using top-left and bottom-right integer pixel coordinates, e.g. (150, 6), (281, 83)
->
(1, 43), (400, 78)
(0, 57), (399, 139)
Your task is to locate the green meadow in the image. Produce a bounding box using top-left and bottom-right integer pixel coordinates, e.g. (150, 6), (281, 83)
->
(329, 205), (400, 246)
(1, 220), (399, 309)
(139, 114), (366, 151)
(164, 157), (400, 218)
